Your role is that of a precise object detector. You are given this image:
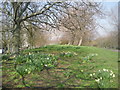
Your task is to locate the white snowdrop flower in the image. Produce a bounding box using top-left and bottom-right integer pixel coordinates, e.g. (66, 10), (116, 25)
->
(47, 58), (49, 60)
(13, 55), (16, 58)
(95, 54), (98, 56)
(45, 64), (47, 66)
(106, 69), (109, 72)
(25, 69), (27, 71)
(110, 70), (113, 73)
(93, 73), (95, 75)
(100, 77), (102, 80)
(90, 74), (93, 76)
(98, 70), (101, 72)
(95, 79), (100, 82)
(29, 52), (31, 55)
(103, 69), (106, 71)
(81, 70), (83, 72)
(110, 73), (113, 76)
(74, 53), (77, 55)
(113, 74), (115, 77)
(28, 71), (30, 74)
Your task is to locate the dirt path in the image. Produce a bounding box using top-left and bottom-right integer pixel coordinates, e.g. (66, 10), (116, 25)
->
(104, 48), (120, 52)
(111, 50), (120, 52)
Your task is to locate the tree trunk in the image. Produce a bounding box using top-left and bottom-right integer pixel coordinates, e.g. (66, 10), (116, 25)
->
(68, 41), (71, 45)
(7, 43), (10, 54)
(71, 34), (75, 45)
(78, 37), (83, 46)
(14, 23), (21, 53)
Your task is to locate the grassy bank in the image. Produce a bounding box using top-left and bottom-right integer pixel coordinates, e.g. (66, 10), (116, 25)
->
(2, 45), (118, 88)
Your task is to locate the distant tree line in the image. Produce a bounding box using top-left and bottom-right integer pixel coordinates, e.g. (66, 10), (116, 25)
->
(93, 6), (118, 50)
(94, 30), (118, 49)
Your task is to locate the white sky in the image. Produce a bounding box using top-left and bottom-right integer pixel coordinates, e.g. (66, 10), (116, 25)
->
(96, 2), (118, 37)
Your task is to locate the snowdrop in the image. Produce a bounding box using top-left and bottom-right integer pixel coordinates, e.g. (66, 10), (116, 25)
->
(103, 68), (108, 71)
(47, 57), (49, 60)
(93, 73), (95, 75)
(95, 54), (98, 56)
(45, 64), (47, 67)
(25, 69), (28, 71)
(90, 74), (93, 76)
(100, 77), (102, 80)
(112, 74), (115, 77)
(28, 52), (32, 55)
(81, 70), (83, 72)
(110, 70), (113, 73)
(74, 52), (77, 55)
(110, 73), (113, 76)
(95, 79), (100, 82)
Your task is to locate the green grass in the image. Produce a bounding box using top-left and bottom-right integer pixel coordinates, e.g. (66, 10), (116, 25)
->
(2, 45), (118, 88)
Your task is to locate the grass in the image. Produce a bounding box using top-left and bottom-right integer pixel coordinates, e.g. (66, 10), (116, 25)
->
(2, 45), (118, 88)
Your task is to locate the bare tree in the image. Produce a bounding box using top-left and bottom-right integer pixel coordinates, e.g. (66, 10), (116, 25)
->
(58, 1), (102, 46)
(1, 1), (70, 53)
(1, 1), (103, 53)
